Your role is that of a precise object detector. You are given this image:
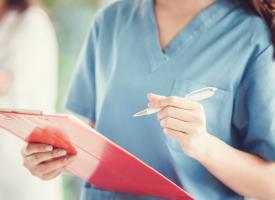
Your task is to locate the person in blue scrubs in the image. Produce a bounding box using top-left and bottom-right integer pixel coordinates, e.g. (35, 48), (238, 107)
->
(22, 0), (275, 199)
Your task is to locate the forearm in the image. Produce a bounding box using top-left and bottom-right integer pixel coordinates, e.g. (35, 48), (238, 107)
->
(196, 134), (275, 199)
(149, 94), (275, 198)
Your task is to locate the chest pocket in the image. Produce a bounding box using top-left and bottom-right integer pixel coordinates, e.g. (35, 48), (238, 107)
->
(166, 79), (231, 152)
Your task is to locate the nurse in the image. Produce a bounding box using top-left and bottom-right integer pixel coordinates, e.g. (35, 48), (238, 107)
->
(22, 0), (275, 200)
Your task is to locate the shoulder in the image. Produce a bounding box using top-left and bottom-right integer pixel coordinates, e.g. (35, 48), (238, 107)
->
(233, 3), (274, 76)
(19, 6), (54, 32)
(92, 0), (140, 30)
(16, 6), (56, 40)
(236, 1), (272, 50)
(10, 7), (57, 50)
(99, 0), (139, 19)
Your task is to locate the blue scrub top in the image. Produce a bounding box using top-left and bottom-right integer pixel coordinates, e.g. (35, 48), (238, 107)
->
(65, 0), (275, 199)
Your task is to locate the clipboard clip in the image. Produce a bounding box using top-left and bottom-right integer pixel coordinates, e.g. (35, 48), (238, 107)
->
(0, 108), (43, 115)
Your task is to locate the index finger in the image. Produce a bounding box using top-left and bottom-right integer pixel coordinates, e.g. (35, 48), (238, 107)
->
(22, 143), (53, 157)
(151, 96), (199, 110)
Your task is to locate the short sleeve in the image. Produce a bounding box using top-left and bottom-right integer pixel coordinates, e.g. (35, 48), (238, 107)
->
(65, 16), (101, 121)
(233, 46), (275, 161)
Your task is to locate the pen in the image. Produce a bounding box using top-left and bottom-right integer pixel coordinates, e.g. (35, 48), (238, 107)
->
(133, 87), (217, 118)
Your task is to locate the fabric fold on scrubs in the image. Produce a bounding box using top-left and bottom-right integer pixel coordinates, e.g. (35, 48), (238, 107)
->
(233, 45), (275, 161)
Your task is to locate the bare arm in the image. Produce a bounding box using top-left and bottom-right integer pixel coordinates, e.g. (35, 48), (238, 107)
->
(198, 134), (275, 199)
(149, 94), (275, 199)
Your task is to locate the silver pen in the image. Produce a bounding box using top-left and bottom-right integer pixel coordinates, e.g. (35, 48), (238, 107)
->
(133, 87), (217, 118)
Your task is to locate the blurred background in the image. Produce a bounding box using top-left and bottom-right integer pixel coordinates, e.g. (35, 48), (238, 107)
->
(39, 1), (103, 200)
(38, 1), (109, 200)
(0, 0), (111, 200)
(42, 0), (101, 113)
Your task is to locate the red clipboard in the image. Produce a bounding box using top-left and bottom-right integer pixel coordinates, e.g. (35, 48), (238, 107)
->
(0, 108), (193, 200)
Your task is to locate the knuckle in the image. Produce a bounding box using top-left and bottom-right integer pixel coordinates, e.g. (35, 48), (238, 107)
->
(29, 155), (37, 165)
(38, 164), (47, 173)
(33, 154), (40, 162)
(163, 117), (171, 126)
(161, 119), (167, 126)
(22, 159), (28, 168)
(31, 168), (40, 177)
(165, 107), (173, 116)
(162, 108), (168, 117)
(169, 96), (177, 103)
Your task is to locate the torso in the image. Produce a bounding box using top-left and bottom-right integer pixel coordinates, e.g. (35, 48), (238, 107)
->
(78, 0), (273, 199)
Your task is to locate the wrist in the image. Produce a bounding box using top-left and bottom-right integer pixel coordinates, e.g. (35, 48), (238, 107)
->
(191, 133), (217, 164)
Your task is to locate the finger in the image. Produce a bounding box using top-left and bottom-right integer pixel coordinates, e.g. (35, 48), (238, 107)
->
(22, 143), (53, 157)
(147, 93), (166, 102)
(41, 168), (64, 181)
(150, 96), (200, 110)
(160, 117), (195, 133)
(25, 149), (67, 166)
(163, 128), (188, 143)
(157, 106), (198, 122)
(36, 155), (75, 175)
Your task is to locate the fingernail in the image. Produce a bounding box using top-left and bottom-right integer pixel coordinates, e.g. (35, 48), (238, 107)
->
(45, 145), (53, 151)
(163, 128), (168, 134)
(58, 150), (67, 156)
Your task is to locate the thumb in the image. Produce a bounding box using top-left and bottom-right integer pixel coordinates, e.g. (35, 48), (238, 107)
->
(147, 93), (166, 102)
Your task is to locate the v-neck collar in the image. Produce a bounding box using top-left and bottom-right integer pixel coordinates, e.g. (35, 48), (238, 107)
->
(141, 0), (240, 73)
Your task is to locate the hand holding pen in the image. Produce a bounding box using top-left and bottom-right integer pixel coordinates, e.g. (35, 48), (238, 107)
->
(135, 87), (217, 160)
(133, 87), (217, 117)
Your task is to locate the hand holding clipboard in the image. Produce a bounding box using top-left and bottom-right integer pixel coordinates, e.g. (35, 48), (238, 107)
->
(0, 109), (194, 200)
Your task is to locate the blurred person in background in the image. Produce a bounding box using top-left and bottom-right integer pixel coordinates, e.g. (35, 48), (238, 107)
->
(0, 0), (63, 199)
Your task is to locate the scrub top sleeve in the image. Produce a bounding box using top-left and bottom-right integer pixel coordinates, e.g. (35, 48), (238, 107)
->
(233, 45), (275, 161)
(65, 16), (101, 122)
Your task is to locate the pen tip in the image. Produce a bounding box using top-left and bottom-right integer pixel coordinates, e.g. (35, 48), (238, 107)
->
(132, 109), (148, 118)
(211, 87), (218, 92)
